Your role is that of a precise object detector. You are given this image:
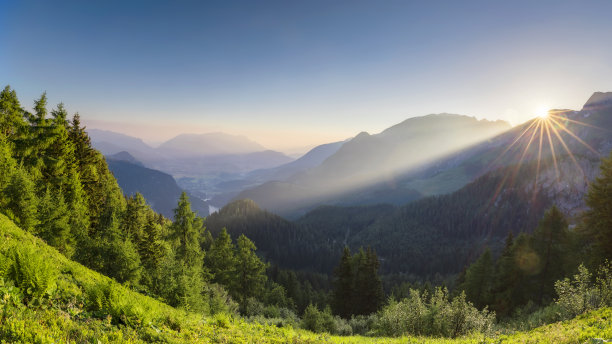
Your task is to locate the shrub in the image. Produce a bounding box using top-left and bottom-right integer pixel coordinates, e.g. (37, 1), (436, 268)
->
(85, 280), (148, 327)
(555, 262), (612, 319)
(205, 283), (239, 316)
(374, 287), (495, 338)
(5, 247), (56, 305)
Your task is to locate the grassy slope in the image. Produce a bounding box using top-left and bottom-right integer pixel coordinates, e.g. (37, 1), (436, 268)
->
(0, 214), (609, 344)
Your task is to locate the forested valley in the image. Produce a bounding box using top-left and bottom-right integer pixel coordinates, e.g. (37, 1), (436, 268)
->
(0, 85), (610, 342)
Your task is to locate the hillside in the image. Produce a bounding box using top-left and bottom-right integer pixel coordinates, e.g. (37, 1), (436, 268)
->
(1, 214), (609, 343)
(237, 114), (510, 216)
(106, 153), (210, 217)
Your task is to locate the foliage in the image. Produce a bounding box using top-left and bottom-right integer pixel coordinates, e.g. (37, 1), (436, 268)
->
(4, 246), (56, 305)
(555, 263), (612, 319)
(583, 150), (612, 267)
(374, 287), (495, 338)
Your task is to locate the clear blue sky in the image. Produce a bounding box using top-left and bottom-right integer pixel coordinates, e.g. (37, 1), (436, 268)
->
(2, 0), (612, 150)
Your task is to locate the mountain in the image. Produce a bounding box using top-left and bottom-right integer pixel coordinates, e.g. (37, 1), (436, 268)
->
(106, 152), (209, 218)
(206, 140), (347, 206)
(88, 129), (295, 201)
(217, 92), (612, 277)
(157, 132), (267, 156)
(237, 114), (510, 217)
(87, 128), (163, 162)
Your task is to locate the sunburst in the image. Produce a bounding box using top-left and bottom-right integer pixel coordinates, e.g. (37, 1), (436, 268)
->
(486, 108), (604, 208)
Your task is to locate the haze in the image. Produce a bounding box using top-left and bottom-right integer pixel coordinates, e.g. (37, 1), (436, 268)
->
(2, 0), (612, 152)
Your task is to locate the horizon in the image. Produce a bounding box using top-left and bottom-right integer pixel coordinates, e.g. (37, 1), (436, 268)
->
(2, 1), (612, 152)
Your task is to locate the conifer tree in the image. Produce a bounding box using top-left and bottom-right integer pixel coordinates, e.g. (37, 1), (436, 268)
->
(461, 248), (494, 309)
(356, 247), (384, 315)
(0, 86), (25, 138)
(332, 247), (354, 318)
(532, 205), (569, 303)
(36, 187), (71, 255)
(234, 234), (267, 305)
(169, 192), (205, 311)
(583, 151), (612, 267)
(3, 167), (38, 232)
(205, 228), (237, 289)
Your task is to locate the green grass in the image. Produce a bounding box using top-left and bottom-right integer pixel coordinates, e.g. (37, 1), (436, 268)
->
(0, 213), (609, 343)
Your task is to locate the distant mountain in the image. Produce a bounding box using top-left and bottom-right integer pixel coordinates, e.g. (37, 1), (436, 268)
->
(107, 151), (144, 166)
(206, 140), (347, 206)
(158, 132), (267, 156)
(221, 91), (612, 277)
(88, 129), (163, 162)
(106, 153), (209, 218)
(247, 140), (347, 183)
(237, 114), (510, 216)
(87, 130), (294, 201)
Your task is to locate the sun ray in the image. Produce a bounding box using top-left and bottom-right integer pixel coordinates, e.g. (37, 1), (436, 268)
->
(510, 120), (540, 184)
(485, 119), (538, 171)
(548, 120), (585, 178)
(548, 116), (600, 156)
(543, 121), (560, 181)
(549, 113), (606, 130)
(532, 120), (544, 203)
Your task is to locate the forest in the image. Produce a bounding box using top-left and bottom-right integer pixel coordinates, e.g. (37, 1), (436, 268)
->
(0, 85), (610, 342)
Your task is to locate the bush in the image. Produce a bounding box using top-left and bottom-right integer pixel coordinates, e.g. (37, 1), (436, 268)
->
(348, 314), (377, 335)
(555, 262), (612, 320)
(205, 283), (238, 316)
(374, 287), (495, 338)
(5, 247), (56, 305)
(85, 280), (148, 327)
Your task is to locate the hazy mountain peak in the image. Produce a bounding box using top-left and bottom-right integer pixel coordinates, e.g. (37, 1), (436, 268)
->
(583, 91), (612, 109)
(106, 151), (143, 166)
(381, 113), (510, 137)
(159, 132), (267, 156)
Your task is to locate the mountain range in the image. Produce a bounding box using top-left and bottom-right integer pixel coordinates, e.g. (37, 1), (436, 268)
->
(203, 91), (612, 278)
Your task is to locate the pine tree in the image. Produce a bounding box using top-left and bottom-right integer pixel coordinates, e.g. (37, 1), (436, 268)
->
(532, 205), (569, 304)
(36, 187), (71, 255)
(123, 193), (148, 243)
(234, 234), (267, 305)
(583, 151), (612, 267)
(332, 246), (354, 318)
(460, 248), (494, 309)
(3, 167), (38, 232)
(169, 192), (205, 311)
(492, 232), (536, 315)
(0, 86), (25, 138)
(358, 247), (384, 315)
(205, 228), (237, 289)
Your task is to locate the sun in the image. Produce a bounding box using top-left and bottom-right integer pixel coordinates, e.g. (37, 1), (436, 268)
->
(536, 106), (550, 119)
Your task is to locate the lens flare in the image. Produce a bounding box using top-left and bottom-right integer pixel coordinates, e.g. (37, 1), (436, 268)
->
(484, 108), (605, 210)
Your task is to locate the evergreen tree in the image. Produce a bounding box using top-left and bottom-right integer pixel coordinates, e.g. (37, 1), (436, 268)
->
(583, 151), (612, 267)
(138, 215), (166, 290)
(532, 205), (569, 304)
(2, 167), (38, 232)
(169, 192), (205, 311)
(493, 233), (533, 315)
(460, 248), (494, 309)
(171, 192), (203, 265)
(36, 187), (71, 255)
(205, 228), (237, 289)
(355, 247), (384, 315)
(0, 85), (25, 138)
(123, 193), (148, 243)
(234, 234), (267, 305)
(332, 247), (354, 318)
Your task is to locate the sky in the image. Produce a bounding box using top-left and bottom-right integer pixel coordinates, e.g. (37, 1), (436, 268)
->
(1, 0), (612, 152)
